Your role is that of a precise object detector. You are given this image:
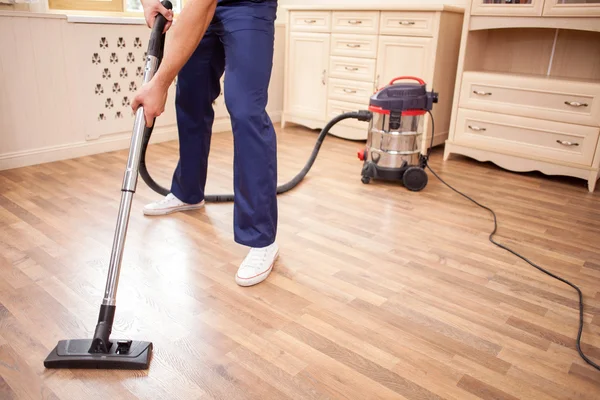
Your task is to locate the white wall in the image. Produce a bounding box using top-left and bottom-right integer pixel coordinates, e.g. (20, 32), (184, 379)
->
(0, 13), (285, 170)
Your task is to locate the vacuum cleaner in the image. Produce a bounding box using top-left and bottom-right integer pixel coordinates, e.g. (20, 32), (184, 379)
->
(358, 76), (437, 191)
(42, 1), (174, 370)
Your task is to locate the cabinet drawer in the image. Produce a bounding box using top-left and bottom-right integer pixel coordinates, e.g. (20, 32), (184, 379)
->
(460, 72), (600, 127)
(328, 78), (374, 104)
(379, 12), (436, 37)
(290, 11), (331, 33)
(330, 34), (378, 59)
(329, 56), (376, 82)
(332, 11), (380, 34)
(328, 99), (370, 131)
(455, 109), (600, 166)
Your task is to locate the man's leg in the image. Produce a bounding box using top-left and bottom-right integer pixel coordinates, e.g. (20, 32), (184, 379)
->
(220, 2), (279, 285)
(143, 29), (225, 215)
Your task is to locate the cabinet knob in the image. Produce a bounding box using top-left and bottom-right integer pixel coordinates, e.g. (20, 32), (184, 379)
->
(468, 125), (486, 132)
(399, 21), (416, 25)
(556, 140), (579, 147)
(564, 101), (588, 108)
(473, 90), (492, 96)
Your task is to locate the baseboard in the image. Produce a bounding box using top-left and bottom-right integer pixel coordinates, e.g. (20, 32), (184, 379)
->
(0, 125), (178, 171)
(0, 111), (282, 171)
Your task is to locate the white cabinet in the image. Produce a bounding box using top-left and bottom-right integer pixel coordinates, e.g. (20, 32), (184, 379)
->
(286, 32), (330, 126)
(375, 36), (434, 87)
(445, 0), (600, 192)
(282, 5), (464, 147)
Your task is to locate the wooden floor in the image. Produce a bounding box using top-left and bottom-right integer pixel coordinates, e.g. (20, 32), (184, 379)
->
(0, 124), (599, 400)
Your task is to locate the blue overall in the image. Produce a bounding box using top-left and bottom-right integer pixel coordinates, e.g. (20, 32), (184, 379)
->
(170, 0), (278, 248)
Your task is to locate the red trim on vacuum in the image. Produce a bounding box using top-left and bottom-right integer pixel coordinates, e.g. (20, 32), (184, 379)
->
(368, 105), (390, 115)
(402, 110), (426, 116)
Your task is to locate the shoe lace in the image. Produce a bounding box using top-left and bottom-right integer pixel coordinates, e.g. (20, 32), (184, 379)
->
(244, 248), (267, 269)
(157, 194), (175, 205)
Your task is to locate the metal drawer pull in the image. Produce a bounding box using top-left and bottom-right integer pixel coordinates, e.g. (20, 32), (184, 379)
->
(348, 20), (363, 24)
(564, 101), (588, 107)
(473, 90), (492, 96)
(304, 19), (317, 24)
(346, 43), (361, 48)
(345, 66), (359, 71)
(556, 140), (579, 147)
(399, 21), (416, 25)
(343, 88), (357, 94)
(468, 125), (486, 132)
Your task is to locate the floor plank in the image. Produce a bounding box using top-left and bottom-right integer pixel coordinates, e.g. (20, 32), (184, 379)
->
(0, 123), (599, 399)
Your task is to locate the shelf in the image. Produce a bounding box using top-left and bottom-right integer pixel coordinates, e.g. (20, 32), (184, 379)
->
(462, 27), (600, 81)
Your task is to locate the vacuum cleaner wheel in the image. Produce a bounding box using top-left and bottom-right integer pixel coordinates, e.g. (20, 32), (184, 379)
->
(403, 167), (428, 191)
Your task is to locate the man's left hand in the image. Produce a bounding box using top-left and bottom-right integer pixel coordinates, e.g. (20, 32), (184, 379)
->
(132, 79), (169, 127)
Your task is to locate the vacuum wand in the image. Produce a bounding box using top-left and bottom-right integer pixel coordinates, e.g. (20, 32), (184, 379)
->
(43, 0), (172, 370)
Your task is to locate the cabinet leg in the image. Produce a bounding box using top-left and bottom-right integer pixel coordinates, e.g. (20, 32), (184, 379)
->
(588, 170), (599, 193)
(443, 147), (452, 161)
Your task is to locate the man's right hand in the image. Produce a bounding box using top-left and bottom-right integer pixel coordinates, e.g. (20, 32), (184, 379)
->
(141, 0), (174, 32)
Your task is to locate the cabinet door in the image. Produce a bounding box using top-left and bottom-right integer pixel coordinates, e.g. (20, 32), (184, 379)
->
(543, 0), (600, 17)
(471, 0), (544, 16)
(375, 36), (433, 91)
(287, 32), (330, 122)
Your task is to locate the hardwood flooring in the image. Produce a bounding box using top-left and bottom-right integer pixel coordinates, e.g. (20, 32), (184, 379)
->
(0, 124), (599, 399)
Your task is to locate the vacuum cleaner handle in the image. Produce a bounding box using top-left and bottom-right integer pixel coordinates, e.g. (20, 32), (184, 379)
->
(148, 0), (173, 59)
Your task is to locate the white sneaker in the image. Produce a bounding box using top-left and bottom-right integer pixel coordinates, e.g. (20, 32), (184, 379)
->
(142, 193), (204, 216)
(235, 242), (279, 287)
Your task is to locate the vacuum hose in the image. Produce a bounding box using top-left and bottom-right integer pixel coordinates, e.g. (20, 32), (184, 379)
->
(139, 110), (373, 202)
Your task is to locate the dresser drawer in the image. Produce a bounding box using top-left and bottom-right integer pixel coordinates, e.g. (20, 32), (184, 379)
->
(332, 11), (380, 34)
(289, 11), (331, 33)
(455, 109), (600, 166)
(330, 34), (378, 59)
(328, 78), (374, 104)
(379, 11), (436, 37)
(460, 72), (600, 127)
(329, 56), (376, 82)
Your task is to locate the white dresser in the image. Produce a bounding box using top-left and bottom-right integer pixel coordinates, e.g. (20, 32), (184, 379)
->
(280, 4), (464, 149)
(445, 0), (600, 192)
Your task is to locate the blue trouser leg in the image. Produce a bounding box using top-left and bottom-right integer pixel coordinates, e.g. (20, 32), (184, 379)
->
(220, 2), (278, 248)
(171, 29), (225, 205)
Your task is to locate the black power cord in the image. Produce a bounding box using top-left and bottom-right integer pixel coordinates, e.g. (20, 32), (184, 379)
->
(424, 110), (599, 372)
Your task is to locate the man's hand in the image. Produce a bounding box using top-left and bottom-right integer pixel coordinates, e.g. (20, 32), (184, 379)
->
(131, 79), (169, 127)
(141, 0), (173, 32)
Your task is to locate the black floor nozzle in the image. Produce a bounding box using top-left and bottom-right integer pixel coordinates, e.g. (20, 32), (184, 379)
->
(44, 339), (152, 369)
(43, 304), (152, 370)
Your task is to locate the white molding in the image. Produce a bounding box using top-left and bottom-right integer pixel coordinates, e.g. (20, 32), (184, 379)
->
(0, 112), (282, 171)
(0, 125), (176, 171)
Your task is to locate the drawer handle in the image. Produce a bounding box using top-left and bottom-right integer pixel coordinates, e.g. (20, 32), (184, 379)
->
(468, 125), (486, 132)
(343, 88), (358, 94)
(322, 69), (326, 85)
(399, 21), (416, 25)
(556, 140), (579, 147)
(304, 19), (317, 24)
(344, 66), (359, 71)
(473, 90), (492, 96)
(348, 20), (363, 25)
(564, 101), (588, 108)
(346, 43), (361, 48)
